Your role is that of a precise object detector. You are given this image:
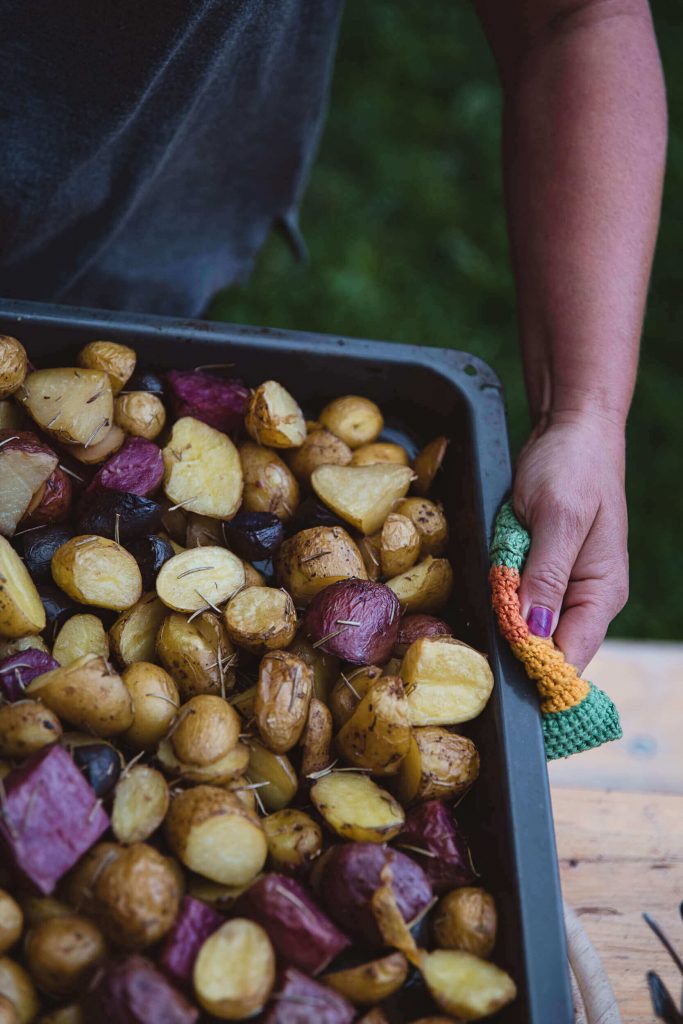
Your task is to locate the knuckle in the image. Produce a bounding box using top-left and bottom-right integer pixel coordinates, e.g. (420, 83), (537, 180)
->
(528, 561), (569, 597)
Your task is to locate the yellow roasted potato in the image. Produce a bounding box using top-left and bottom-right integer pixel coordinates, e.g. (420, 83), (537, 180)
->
(24, 914), (105, 997)
(0, 536), (46, 638)
(275, 526), (366, 606)
(329, 665), (383, 729)
(335, 676), (411, 776)
(412, 436), (449, 496)
(171, 695), (241, 767)
(78, 341), (136, 395)
(60, 842), (122, 915)
(16, 897), (71, 930)
(94, 842), (181, 948)
(156, 546), (245, 614)
(419, 949), (516, 1020)
(311, 464), (413, 535)
(0, 892), (22, 955)
(245, 380), (306, 448)
(287, 633), (340, 703)
(299, 697), (334, 780)
(432, 888), (497, 958)
(19, 368), (113, 447)
(0, 635), (49, 660)
(156, 611), (236, 699)
(319, 395), (384, 449)
(193, 918), (276, 1020)
(27, 654), (134, 737)
(376, 513), (420, 578)
(395, 727), (480, 803)
(0, 337), (28, 399)
(52, 613), (109, 666)
(262, 809), (323, 873)
(239, 442), (299, 520)
(68, 424), (126, 465)
(157, 738), (249, 785)
(52, 535), (142, 611)
(109, 593), (168, 666)
(351, 442), (409, 467)
(287, 429), (352, 483)
(254, 650), (313, 754)
(245, 740), (298, 812)
(310, 771), (405, 843)
(386, 556), (453, 614)
(111, 765), (170, 845)
(0, 701), (62, 758)
(401, 637), (494, 726)
(322, 952), (408, 1005)
(225, 587), (297, 654)
(0, 957), (39, 1024)
(395, 498), (448, 557)
(163, 417), (243, 519)
(114, 391), (166, 440)
(165, 786), (267, 885)
(121, 662), (179, 750)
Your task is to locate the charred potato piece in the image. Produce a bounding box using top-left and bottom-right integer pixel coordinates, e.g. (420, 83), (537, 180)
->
(335, 676), (411, 776)
(69, 740), (122, 798)
(193, 918), (275, 1020)
(162, 417), (243, 519)
(19, 368), (113, 447)
(125, 534), (174, 591)
(222, 511), (285, 561)
(52, 535), (142, 611)
(275, 526), (366, 606)
(78, 341), (136, 395)
(395, 498), (448, 557)
(401, 637), (494, 725)
(156, 546), (245, 614)
(310, 772), (405, 843)
(262, 809), (323, 873)
(0, 536), (46, 637)
(68, 424), (126, 466)
(240, 443), (299, 521)
(396, 727), (479, 803)
(351, 442), (409, 467)
(109, 593), (168, 666)
(121, 661), (179, 750)
(52, 613), (109, 666)
(245, 380), (306, 448)
(419, 949), (516, 1020)
(0, 337), (28, 399)
(412, 437), (449, 496)
(0, 892), (22, 955)
(386, 556), (453, 614)
(111, 765), (170, 844)
(94, 843), (182, 948)
(76, 491), (162, 542)
(319, 396), (383, 449)
(225, 587), (297, 654)
(156, 611), (236, 700)
(157, 737), (250, 785)
(287, 429), (352, 484)
(245, 740), (298, 812)
(329, 665), (383, 729)
(171, 695), (241, 767)
(27, 654), (134, 736)
(165, 786), (267, 885)
(24, 913), (105, 997)
(299, 697), (334, 780)
(432, 888), (497, 958)
(312, 464), (413, 536)
(114, 391), (166, 440)
(0, 958), (39, 1024)
(254, 650), (313, 753)
(376, 513), (420, 578)
(322, 952), (408, 1005)
(0, 701), (62, 758)
(287, 633), (340, 703)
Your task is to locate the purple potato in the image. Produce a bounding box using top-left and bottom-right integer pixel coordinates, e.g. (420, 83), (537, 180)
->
(126, 534), (175, 591)
(83, 955), (199, 1024)
(159, 896), (224, 989)
(125, 369), (165, 396)
(399, 799), (476, 893)
(262, 967), (355, 1024)
(72, 742), (122, 798)
(0, 649), (59, 701)
(234, 873), (350, 975)
(37, 583), (82, 643)
(77, 491), (162, 542)
(165, 370), (249, 436)
(17, 524), (75, 584)
(393, 614), (452, 657)
(318, 844), (432, 947)
(87, 437), (164, 498)
(0, 745), (109, 894)
(304, 579), (400, 665)
(222, 511), (284, 561)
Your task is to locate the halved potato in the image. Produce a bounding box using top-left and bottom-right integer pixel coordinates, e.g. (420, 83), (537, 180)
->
(78, 341), (136, 395)
(310, 772), (405, 842)
(245, 380), (306, 448)
(68, 424), (126, 465)
(111, 765), (170, 844)
(311, 464), (413, 535)
(225, 587), (297, 654)
(0, 336), (28, 399)
(0, 701), (62, 759)
(400, 637), (494, 725)
(412, 437), (449, 496)
(52, 535), (142, 611)
(239, 443), (299, 521)
(254, 650), (313, 753)
(171, 694), (241, 767)
(0, 433), (58, 538)
(287, 429), (352, 484)
(300, 697), (334, 780)
(262, 809), (323, 873)
(245, 740), (298, 812)
(109, 593), (169, 666)
(52, 614), (109, 666)
(121, 661), (179, 750)
(395, 498), (448, 557)
(377, 513), (420, 578)
(419, 949), (516, 1020)
(432, 887), (497, 958)
(335, 675), (411, 776)
(19, 368), (113, 447)
(162, 417), (243, 519)
(275, 526), (367, 606)
(0, 536), (46, 637)
(329, 665), (383, 729)
(156, 546), (245, 614)
(351, 442), (409, 467)
(395, 727), (480, 803)
(157, 738), (250, 785)
(27, 654), (134, 736)
(322, 952), (408, 1005)
(319, 396), (383, 449)
(386, 556), (453, 613)
(156, 611), (236, 699)
(194, 918), (275, 1020)
(114, 392), (166, 441)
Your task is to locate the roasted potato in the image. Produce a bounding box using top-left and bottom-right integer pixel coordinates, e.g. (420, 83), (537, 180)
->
(94, 842), (182, 948)
(109, 593), (168, 666)
(433, 887), (497, 958)
(376, 512), (420, 578)
(0, 337), (28, 399)
(299, 697), (334, 780)
(254, 650), (313, 753)
(393, 614), (451, 657)
(159, 893), (223, 989)
(51, 535), (142, 611)
(68, 739), (122, 798)
(319, 396), (383, 449)
(184, 512), (224, 549)
(310, 772), (405, 843)
(19, 367), (113, 447)
(222, 510), (284, 561)
(386, 556), (453, 614)
(322, 952), (408, 1005)
(120, 661), (179, 749)
(0, 701), (62, 758)
(114, 391), (166, 440)
(335, 675), (410, 776)
(412, 436), (449, 496)
(0, 957), (39, 1024)
(193, 918), (275, 1020)
(125, 534), (174, 591)
(76, 491), (162, 542)
(396, 727), (479, 803)
(245, 380), (306, 448)
(16, 897), (72, 930)
(24, 913), (105, 997)
(395, 498), (448, 557)
(401, 800), (475, 893)
(357, 534), (381, 581)
(83, 954), (198, 1024)
(162, 417), (243, 519)
(60, 842), (122, 915)
(263, 809), (323, 873)
(27, 655), (134, 736)
(0, 431), (59, 537)
(351, 442), (409, 467)
(420, 949), (516, 1019)
(166, 369), (249, 435)
(287, 633), (340, 702)
(225, 587), (297, 654)
(157, 738), (249, 785)
(264, 967), (354, 1024)
(156, 546), (245, 614)
(87, 436), (164, 497)
(0, 994), (19, 1024)
(329, 665), (383, 729)
(0, 400), (23, 432)
(171, 695), (241, 767)
(245, 740), (298, 812)
(78, 341), (136, 395)
(68, 424), (126, 465)
(0, 892), (22, 955)
(111, 765), (170, 844)
(287, 429), (352, 483)
(52, 613), (109, 666)
(21, 466), (73, 530)
(311, 464), (413, 535)
(275, 526), (366, 606)
(165, 786), (267, 885)
(156, 611), (236, 700)
(0, 536), (46, 638)
(239, 442), (299, 520)
(401, 637), (494, 725)
(304, 579), (400, 665)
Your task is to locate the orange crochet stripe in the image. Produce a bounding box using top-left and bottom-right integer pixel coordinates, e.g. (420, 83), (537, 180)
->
(489, 564), (529, 643)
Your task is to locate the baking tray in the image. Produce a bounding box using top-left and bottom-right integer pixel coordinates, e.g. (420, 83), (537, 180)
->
(0, 297), (574, 1023)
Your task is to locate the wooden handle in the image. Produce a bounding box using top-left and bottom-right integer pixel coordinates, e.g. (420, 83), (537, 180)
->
(564, 902), (622, 1023)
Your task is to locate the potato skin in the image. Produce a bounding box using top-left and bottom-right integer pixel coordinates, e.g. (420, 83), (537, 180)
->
(400, 800), (476, 893)
(329, 665), (383, 729)
(287, 633), (340, 703)
(262, 809), (323, 874)
(94, 843), (182, 948)
(275, 526), (367, 606)
(377, 513), (420, 578)
(171, 694), (240, 767)
(335, 676), (411, 776)
(109, 592), (169, 667)
(287, 429), (352, 483)
(395, 498), (448, 557)
(78, 341), (136, 395)
(240, 442), (299, 521)
(224, 586), (297, 655)
(245, 740), (298, 812)
(351, 442), (409, 467)
(245, 380), (306, 449)
(21, 467), (73, 530)
(0, 891), (22, 955)
(386, 556), (453, 615)
(304, 579), (400, 665)
(27, 655), (134, 737)
(264, 967), (355, 1024)
(432, 887), (497, 958)
(412, 436), (449, 497)
(322, 952), (408, 1005)
(0, 957), (39, 1024)
(0, 701), (62, 758)
(24, 913), (106, 996)
(0, 337), (28, 399)
(393, 614), (451, 657)
(310, 772), (405, 844)
(114, 391), (166, 440)
(121, 662), (179, 750)
(82, 954), (199, 1024)
(156, 612), (236, 700)
(299, 697), (334, 781)
(255, 650), (313, 754)
(395, 727), (480, 804)
(319, 396), (383, 449)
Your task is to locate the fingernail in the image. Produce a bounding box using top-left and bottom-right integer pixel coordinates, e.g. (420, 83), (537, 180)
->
(527, 606), (553, 638)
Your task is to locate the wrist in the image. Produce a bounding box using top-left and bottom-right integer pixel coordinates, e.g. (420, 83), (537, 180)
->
(532, 382), (630, 437)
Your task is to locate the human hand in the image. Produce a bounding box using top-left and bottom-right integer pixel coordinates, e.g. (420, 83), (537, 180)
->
(512, 411), (629, 674)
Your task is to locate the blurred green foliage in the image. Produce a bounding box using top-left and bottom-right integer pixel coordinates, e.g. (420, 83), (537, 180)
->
(210, 2), (683, 640)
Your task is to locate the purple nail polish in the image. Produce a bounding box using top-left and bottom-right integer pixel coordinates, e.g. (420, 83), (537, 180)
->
(527, 606), (553, 638)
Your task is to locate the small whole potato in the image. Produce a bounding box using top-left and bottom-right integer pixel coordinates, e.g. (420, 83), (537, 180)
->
(121, 662), (180, 750)
(78, 341), (136, 395)
(395, 498), (448, 557)
(61, 843), (122, 916)
(0, 957), (38, 1024)
(170, 694), (241, 767)
(240, 442), (299, 521)
(156, 611), (236, 700)
(0, 892), (22, 955)
(299, 697), (334, 780)
(27, 655), (134, 737)
(287, 428), (352, 484)
(263, 808), (323, 874)
(0, 700), (62, 758)
(24, 914), (106, 997)
(0, 994), (18, 1024)
(351, 442), (409, 467)
(114, 391), (166, 440)
(0, 337), (28, 399)
(377, 513), (420, 578)
(276, 526), (367, 607)
(304, 578), (400, 666)
(319, 395), (384, 449)
(224, 586), (297, 654)
(255, 650), (313, 754)
(94, 843), (182, 948)
(432, 887), (497, 958)
(245, 380), (306, 448)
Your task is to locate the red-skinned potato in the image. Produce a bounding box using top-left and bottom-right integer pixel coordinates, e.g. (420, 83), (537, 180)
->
(0, 430), (59, 537)
(0, 649), (59, 701)
(86, 436), (164, 497)
(159, 895), (224, 989)
(304, 579), (400, 665)
(399, 800), (476, 893)
(20, 466), (73, 529)
(263, 967), (355, 1024)
(82, 955), (199, 1024)
(166, 370), (249, 436)
(393, 614), (451, 657)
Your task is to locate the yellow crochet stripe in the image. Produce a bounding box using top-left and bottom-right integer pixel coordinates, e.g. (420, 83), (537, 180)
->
(489, 563), (589, 714)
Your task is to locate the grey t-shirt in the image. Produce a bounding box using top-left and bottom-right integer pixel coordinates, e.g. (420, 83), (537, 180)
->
(0, 0), (344, 316)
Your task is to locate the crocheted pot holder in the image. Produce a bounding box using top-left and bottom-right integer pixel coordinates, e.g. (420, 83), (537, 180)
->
(489, 501), (622, 761)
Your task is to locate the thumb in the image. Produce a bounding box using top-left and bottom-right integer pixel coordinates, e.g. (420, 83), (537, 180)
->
(515, 502), (587, 638)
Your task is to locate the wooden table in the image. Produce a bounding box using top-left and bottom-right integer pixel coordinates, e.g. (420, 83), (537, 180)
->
(548, 641), (683, 1023)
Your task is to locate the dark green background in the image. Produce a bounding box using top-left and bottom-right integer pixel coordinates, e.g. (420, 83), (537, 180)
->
(210, 3), (683, 641)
